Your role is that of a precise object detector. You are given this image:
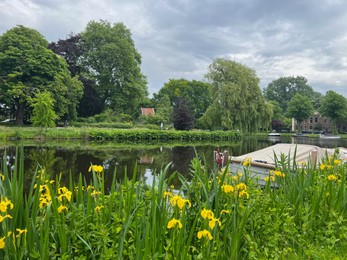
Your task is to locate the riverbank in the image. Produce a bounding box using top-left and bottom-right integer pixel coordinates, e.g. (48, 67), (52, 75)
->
(0, 126), (241, 142)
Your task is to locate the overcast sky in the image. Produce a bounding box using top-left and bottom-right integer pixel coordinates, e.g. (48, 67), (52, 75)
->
(1, 0), (347, 97)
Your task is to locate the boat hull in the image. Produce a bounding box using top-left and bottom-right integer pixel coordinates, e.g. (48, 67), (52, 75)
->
(228, 162), (273, 186)
(319, 134), (340, 139)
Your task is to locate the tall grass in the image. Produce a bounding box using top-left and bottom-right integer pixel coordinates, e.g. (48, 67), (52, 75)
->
(1, 148), (347, 258)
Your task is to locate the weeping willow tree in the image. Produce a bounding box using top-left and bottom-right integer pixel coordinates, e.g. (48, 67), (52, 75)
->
(199, 58), (272, 133)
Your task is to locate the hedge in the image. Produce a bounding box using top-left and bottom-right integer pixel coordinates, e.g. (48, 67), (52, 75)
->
(89, 129), (241, 142)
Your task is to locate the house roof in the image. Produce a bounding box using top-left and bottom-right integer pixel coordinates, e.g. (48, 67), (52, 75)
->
(141, 108), (155, 116)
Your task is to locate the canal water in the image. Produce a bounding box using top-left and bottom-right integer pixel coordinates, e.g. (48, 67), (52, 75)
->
(1, 135), (346, 189)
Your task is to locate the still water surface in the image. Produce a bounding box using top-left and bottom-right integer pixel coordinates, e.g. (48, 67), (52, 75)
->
(1, 136), (346, 188)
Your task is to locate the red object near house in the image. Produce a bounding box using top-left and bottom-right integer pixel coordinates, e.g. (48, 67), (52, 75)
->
(141, 108), (155, 117)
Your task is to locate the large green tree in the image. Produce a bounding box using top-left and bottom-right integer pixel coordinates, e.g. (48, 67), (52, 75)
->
(0, 25), (83, 125)
(319, 90), (347, 134)
(81, 20), (148, 116)
(263, 76), (321, 113)
(286, 93), (314, 133)
(153, 79), (212, 122)
(199, 58), (271, 132)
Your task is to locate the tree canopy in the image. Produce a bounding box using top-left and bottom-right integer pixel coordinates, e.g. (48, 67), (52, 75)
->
(0, 25), (83, 125)
(319, 90), (347, 134)
(49, 33), (104, 118)
(263, 76), (320, 114)
(153, 79), (212, 122)
(199, 58), (271, 132)
(81, 20), (148, 116)
(286, 93), (314, 133)
(173, 97), (194, 130)
(31, 91), (58, 128)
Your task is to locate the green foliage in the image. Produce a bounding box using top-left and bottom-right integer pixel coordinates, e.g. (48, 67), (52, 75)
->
(81, 20), (148, 115)
(71, 122), (133, 129)
(153, 79), (212, 122)
(263, 76), (321, 114)
(200, 58), (270, 132)
(319, 90), (347, 134)
(89, 129), (240, 141)
(48, 34), (104, 118)
(0, 25), (83, 125)
(30, 92), (58, 128)
(286, 93), (314, 133)
(76, 109), (133, 124)
(154, 95), (173, 125)
(1, 148), (347, 258)
(268, 100), (283, 120)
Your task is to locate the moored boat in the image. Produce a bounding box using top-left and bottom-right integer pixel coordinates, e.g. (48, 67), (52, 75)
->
(268, 132), (280, 137)
(227, 143), (347, 185)
(319, 134), (341, 139)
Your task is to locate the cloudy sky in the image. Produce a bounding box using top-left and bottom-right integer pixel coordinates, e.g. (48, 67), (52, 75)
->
(1, 0), (347, 97)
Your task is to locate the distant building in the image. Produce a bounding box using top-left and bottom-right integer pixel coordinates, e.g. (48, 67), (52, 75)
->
(293, 112), (332, 133)
(140, 108), (155, 117)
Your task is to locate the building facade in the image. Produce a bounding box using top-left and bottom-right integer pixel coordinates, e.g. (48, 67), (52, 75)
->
(293, 112), (332, 133)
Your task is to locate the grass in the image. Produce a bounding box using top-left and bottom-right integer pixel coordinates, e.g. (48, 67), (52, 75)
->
(1, 148), (347, 258)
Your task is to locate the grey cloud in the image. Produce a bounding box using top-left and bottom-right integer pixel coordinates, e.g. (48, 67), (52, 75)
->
(1, 0), (347, 96)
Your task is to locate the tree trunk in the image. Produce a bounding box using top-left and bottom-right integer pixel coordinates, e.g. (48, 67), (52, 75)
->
(15, 102), (25, 126)
(332, 121), (338, 135)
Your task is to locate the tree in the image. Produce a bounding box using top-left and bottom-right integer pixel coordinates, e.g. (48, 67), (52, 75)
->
(48, 33), (83, 77)
(155, 95), (173, 125)
(199, 58), (270, 132)
(31, 92), (58, 127)
(0, 25), (83, 125)
(268, 100), (287, 131)
(81, 20), (148, 116)
(263, 76), (321, 114)
(173, 97), (194, 130)
(49, 33), (104, 117)
(286, 93), (314, 133)
(77, 78), (104, 117)
(153, 79), (212, 122)
(319, 90), (347, 134)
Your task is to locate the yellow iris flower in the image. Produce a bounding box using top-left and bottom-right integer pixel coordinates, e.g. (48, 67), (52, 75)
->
(197, 230), (213, 240)
(201, 209), (214, 220)
(167, 218), (183, 229)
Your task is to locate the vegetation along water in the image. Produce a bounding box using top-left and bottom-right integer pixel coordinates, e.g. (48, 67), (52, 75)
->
(1, 136), (347, 258)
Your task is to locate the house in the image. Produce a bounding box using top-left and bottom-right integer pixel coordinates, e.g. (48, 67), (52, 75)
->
(292, 112), (332, 133)
(140, 108), (155, 117)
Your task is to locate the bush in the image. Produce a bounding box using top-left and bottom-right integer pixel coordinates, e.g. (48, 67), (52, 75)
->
(70, 122), (133, 129)
(89, 129), (240, 141)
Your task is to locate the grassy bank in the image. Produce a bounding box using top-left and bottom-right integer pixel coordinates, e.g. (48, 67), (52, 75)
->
(0, 126), (240, 142)
(1, 150), (347, 258)
(0, 126), (90, 140)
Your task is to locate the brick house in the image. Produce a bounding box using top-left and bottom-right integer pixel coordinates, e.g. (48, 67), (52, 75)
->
(292, 112), (332, 133)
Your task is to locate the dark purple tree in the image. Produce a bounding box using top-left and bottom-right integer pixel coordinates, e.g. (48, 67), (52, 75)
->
(173, 97), (194, 130)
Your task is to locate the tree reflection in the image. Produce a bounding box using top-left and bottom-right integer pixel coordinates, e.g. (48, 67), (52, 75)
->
(171, 146), (195, 178)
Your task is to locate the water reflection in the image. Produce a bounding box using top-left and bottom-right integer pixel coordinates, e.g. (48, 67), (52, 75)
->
(1, 136), (347, 189)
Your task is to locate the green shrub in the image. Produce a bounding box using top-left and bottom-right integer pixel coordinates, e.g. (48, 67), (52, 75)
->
(89, 129), (240, 141)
